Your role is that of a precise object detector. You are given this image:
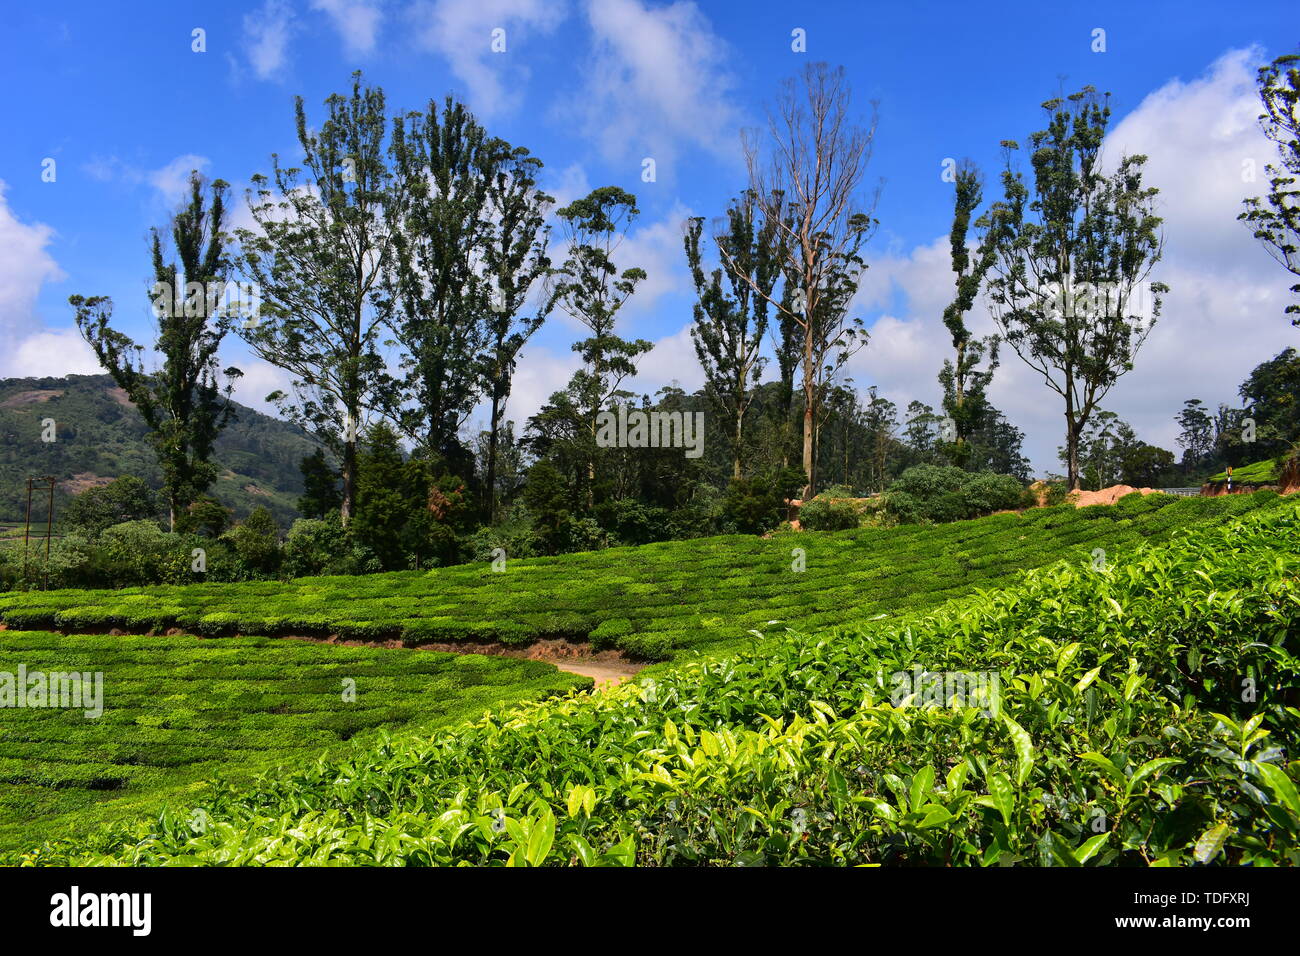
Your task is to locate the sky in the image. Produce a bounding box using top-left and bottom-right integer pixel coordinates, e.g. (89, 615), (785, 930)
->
(1, 0), (1297, 476)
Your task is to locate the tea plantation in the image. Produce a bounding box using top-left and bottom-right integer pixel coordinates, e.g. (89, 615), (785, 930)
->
(0, 635), (583, 850)
(18, 500), (1300, 865)
(1, 490), (1296, 861)
(0, 491), (1286, 661)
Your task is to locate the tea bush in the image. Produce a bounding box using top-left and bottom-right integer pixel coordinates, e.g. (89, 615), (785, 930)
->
(24, 503), (1298, 866)
(0, 631), (584, 851)
(1, 491), (1282, 662)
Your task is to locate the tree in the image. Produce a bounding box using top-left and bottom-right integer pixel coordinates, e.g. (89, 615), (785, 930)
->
(966, 407), (1032, 482)
(732, 62), (878, 495)
(1239, 54), (1300, 326)
(63, 476), (159, 536)
(902, 400), (943, 465)
(72, 172), (242, 530)
(237, 72), (396, 527)
(351, 421), (411, 569)
(981, 87), (1167, 489)
(1064, 413), (1174, 489)
(861, 387), (898, 494)
(684, 190), (782, 479)
(382, 96), (495, 462)
(478, 138), (553, 521)
(1238, 346), (1300, 454)
(939, 161), (999, 468)
(297, 449), (342, 519)
(546, 187), (651, 505)
(1176, 399), (1215, 470)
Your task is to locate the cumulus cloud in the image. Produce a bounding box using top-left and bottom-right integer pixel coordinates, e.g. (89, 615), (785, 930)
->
(311, 0), (384, 57)
(574, 0), (745, 173)
(850, 47), (1299, 475)
(625, 322), (702, 398)
(544, 162), (592, 210)
(242, 0), (296, 81)
(148, 154), (213, 204)
(408, 0), (567, 116)
(0, 181), (98, 378)
(226, 354), (297, 416)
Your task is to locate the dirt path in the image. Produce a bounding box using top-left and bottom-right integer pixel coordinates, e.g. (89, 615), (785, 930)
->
(552, 659), (639, 689)
(280, 634), (645, 691)
(1, 622), (644, 691)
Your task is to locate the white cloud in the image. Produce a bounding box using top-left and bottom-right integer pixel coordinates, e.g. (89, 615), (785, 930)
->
(227, 353), (296, 416)
(148, 154), (212, 204)
(850, 47), (1299, 476)
(612, 202), (693, 323)
(0, 181), (98, 378)
(408, 0), (567, 116)
(576, 0), (745, 173)
(243, 0), (296, 81)
(625, 322), (702, 398)
(311, 0), (384, 57)
(3, 330), (100, 378)
(544, 162), (591, 210)
(491, 341), (582, 425)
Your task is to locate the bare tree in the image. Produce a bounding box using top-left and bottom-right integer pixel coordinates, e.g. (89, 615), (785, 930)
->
(720, 62), (879, 495)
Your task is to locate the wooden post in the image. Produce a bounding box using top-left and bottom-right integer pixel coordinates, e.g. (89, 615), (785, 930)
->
(44, 476), (55, 589)
(22, 477), (33, 581)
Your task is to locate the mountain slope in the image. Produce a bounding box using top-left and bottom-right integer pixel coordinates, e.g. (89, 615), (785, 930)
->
(0, 374), (316, 526)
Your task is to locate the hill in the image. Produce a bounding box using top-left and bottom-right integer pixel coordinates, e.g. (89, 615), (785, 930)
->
(0, 374), (317, 527)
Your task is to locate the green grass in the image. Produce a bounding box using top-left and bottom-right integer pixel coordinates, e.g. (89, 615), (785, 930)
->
(0, 491), (1288, 661)
(23, 502), (1300, 866)
(0, 632), (585, 850)
(1209, 458), (1280, 484)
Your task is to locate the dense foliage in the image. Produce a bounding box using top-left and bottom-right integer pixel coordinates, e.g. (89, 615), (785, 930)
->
(884, 465), (1025, 524)
(0, 491), (1284, 662)
(19, 501), (1298, 866)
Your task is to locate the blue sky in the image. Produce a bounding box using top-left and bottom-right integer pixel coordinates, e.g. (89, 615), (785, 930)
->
(1, 0), (1297, 473)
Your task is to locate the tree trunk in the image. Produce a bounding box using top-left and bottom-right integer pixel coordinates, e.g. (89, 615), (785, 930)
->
(802, 326), (815, 496)
(486, 389), (501, 523)
(733, 409), (743, 481)
(1064, 409), (1081, 491)
(341, 427), (357, 527)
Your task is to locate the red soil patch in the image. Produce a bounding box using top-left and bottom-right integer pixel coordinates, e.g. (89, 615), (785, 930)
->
(1068, 484), (1159, 507)
(0, 389), (63, 409)
(106, 386), (134, 407)
(58, 472), (114, 495)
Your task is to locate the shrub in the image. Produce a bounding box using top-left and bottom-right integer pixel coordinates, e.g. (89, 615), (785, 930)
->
(222, 507), (282, 577)
(798, 495), (860, 532)
(282, 516), (377, 579)
(723, 468), (804, 535)
(62, 477), (159, 537)
(885, 465), (1024, 524)
(596, 498), (672, 546)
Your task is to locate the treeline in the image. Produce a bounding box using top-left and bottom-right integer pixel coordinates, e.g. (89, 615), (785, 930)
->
(48, 53), (1299, 576)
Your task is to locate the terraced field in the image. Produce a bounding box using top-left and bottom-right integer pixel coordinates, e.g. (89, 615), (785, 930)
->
(0, 491), (1286, 661)
(0, 633), (582, 850)
(0, 490), (1292, 859)
(20, 499), (1300, 866)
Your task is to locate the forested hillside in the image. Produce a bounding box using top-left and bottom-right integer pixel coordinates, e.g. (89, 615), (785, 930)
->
(0, 374), (314, 526)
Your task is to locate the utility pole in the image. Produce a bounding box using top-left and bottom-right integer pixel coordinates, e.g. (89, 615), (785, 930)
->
(22, 476), (57, 589)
